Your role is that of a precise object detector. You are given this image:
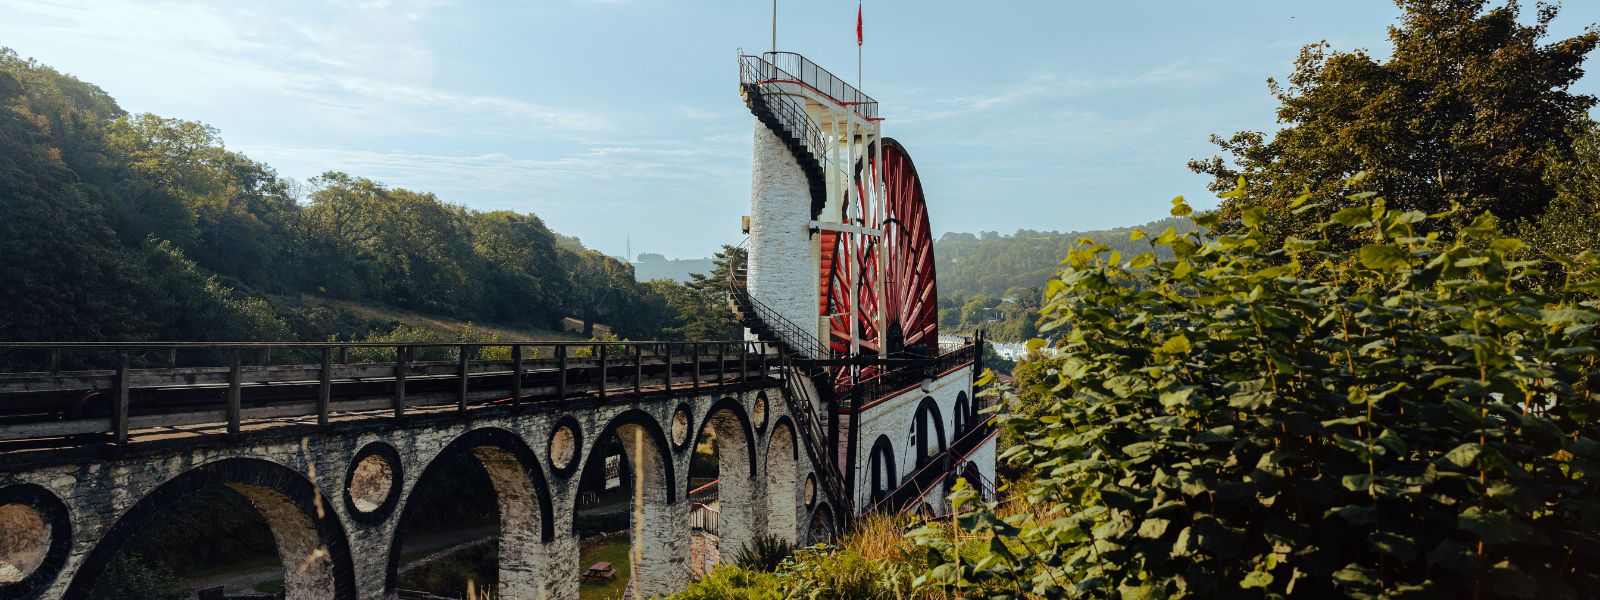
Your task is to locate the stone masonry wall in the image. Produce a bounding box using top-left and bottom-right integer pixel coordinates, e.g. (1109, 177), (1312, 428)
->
(749, 122), (821, 350)
(0, 382), (811, 600)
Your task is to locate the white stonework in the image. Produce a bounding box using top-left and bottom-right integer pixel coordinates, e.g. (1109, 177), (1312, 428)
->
(849, 365), (978, 514)
(748, 123), (822, 350)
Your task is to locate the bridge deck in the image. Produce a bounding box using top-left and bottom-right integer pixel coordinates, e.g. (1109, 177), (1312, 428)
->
(0, 340), (779, 461)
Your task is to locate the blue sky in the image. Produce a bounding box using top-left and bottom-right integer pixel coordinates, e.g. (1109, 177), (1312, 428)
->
(3, 1), (1598, 259)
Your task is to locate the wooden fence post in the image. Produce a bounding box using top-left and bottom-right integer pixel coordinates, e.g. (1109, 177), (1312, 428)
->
(113, 350), (130, 445)
(318, 347), (332, 427)
(393, 346), (408, 420)
(227, 349), (242, 435)
(511, 344), (523, 410)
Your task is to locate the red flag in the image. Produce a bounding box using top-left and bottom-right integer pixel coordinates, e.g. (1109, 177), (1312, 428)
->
(856, 3), (862, 46)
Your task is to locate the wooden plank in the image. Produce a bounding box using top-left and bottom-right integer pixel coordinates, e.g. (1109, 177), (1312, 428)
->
(0, 418), (112, 441)
(0, 359), (581, 395)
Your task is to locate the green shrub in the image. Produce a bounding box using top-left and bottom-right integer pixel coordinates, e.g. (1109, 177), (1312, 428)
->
(916, 182), (1600, 598)
(733, 534), (795, 572)
(673, 564), (782, 600)
(88, 554), (185, 600)
(778, 545), (913, 599)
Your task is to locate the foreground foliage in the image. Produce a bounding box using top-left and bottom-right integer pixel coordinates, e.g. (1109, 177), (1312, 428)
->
(916, 184), (1600, 598)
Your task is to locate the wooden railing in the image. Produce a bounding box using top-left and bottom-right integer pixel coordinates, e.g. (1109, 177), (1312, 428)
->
(690, 502), (721, 536)
(0, 340), (779, 447)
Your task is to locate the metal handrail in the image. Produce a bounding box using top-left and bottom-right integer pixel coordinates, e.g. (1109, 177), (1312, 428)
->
(739, 54), (831, 168)
(759, 51), (879, 119)
(728, 274), (826, 360)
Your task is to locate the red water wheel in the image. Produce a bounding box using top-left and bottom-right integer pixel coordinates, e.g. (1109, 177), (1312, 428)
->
(820, 138), (938, 373)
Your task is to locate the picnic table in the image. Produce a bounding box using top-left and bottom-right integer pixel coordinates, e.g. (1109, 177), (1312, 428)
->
(583, 561), (616, 580)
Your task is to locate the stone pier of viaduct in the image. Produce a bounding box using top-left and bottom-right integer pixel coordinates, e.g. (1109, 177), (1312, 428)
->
(0, 380), (825, 600)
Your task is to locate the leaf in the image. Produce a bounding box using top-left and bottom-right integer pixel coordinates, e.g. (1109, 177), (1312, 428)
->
(1439, 443), (1484, 470)
(1137, 518), (1170, 539)
(1158, 334), (1192, 355)
(1171, 196), (1193, 217)
(1240, 571), (1274, 589)
(1331, 206), (1374, 227)
(1327, 504), (1377, 525)
(1241, 206), (1268, 228)
(1359, 244), (1410, 270)
(1459, 507), (1526, 545)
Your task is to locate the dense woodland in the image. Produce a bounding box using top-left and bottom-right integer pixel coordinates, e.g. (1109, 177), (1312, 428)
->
(0, 48), (735, 345)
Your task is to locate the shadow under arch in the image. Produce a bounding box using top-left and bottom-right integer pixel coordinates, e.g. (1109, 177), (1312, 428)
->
(385, 426), (556, 594)
(577, 408), (685, 597)
(580, 408), (677, 512)
(63, 458), (356, 600)
(763, 416), (800, 542)
(765, 415), (798, 462)
(685, 396), (759, 495)
(869, 434), (897, 507)
(805, 502), (836, 544)
(953, 392), (969, 437)
(914, 396), (947, 467)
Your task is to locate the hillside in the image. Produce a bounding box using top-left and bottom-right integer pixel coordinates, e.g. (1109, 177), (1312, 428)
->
(934, 215), (1201, 301)
(632, 253), (716, 283)
(0, 48), (714, 343)
(932, 216), (1202, 342)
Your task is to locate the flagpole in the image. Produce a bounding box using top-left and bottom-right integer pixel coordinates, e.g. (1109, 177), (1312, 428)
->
(857, 0), (862, 93)
(771, 0), (777, 54)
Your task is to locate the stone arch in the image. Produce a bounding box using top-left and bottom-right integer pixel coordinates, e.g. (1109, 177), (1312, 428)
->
(961, 461), (987, 501)
(869, 434), (897, 508)
(763, 418), (799, 543)
(805, 502), (836, 544)
(914, 396), (947, 467)
(953, 393), (969, 437)
(63, 458), (355, 600)
(687, 396), (761, 562)
(685, 396), (759, 489)
(582, 408), (685, 597)
(387, 427), (556, 597)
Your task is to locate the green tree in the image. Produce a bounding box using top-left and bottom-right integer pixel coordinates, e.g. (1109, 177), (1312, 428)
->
(1520, 119), (1600, 290)
(918, 190), (1600, 598)
(649, 245), (746, 340)
(1190, 0), (1599, 247)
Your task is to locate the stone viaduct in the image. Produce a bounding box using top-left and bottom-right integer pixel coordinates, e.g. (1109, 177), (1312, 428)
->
(0, 342), (835, 600)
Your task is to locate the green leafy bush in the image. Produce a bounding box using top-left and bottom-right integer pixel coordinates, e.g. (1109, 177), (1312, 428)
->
(673, 564), (782, 600)
(88, 554), (185, 600)
(733, 534), (796, 572)
(917, 182), (1600, 598)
